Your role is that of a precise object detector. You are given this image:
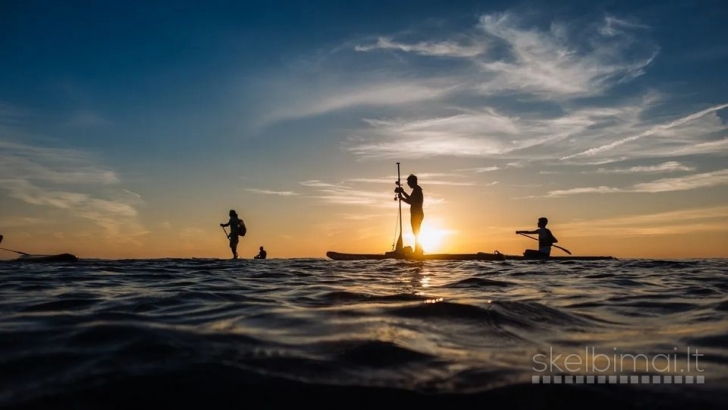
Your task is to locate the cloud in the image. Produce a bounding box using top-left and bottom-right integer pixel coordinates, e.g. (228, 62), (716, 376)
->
(256, 78), (459, 127)
(544, 169), (728, 196)
(546, 186), (623, 197)
(631, 169), (728, 193)
(341, 14), (676, 162)
(593, 161), (694, 174)
(474, 13), (657, 98)
(300, 180), (340, 188)
(246, 188), (299, 196)
(559, 205), (728, 237)
(299, 178), (446, 208)
(598, 15), (649, 37)
(355, 37), (486, 57)
(346, 174), (475, 186)
(252, 10), (727, 175)
(661, 138), (728, 157)
(309, 186), (392, 206)
(561, 103), (728, 160)
(347, 108), (530, 159)
(255, 10), (656, 129)
(338, 213), (392, 221)
(459, 166), (500, 173)
(0, 101), (27, 124)
(0, 140), (146, 242)
(0, 141), (119, 184)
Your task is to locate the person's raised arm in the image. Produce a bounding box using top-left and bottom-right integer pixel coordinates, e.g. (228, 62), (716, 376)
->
(396, 187), (412, 204)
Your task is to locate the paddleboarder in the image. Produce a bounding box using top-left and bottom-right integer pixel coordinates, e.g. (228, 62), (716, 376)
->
(254, 246), (267, 259)
(516, 217), (558, 257)
(220, 210), (245, 259)
(396, 174), (424, 255)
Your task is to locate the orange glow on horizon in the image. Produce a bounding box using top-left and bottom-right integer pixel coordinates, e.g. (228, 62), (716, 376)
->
(403, 226), (453, 254)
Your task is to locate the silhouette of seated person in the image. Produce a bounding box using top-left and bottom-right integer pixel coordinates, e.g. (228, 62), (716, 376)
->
(254, 246), (267, 259)
(516, 217), (557, 258)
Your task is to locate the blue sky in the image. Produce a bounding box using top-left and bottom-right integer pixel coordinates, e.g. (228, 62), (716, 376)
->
(1, 0), (727, 258)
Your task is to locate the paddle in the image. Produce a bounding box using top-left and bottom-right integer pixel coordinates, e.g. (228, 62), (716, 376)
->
(1, 234), (31, 255)
(518, 232), (572, 255)
(0, 243), (31, 256)
(393, 162), (404, 252)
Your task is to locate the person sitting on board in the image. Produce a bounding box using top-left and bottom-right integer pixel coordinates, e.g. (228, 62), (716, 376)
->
(516, 217), (558, 258)
(220, 209), (244, 259)
(254, 246), (267, 259)
(395, 174), (424, 255)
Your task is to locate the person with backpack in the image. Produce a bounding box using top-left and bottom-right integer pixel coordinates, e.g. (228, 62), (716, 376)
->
(220, 209), (246, 259)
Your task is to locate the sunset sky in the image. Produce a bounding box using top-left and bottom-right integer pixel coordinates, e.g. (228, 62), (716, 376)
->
(1, 0), (727, 259)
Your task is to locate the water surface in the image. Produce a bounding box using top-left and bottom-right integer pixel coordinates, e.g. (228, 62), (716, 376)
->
(1, 258), (727, 409)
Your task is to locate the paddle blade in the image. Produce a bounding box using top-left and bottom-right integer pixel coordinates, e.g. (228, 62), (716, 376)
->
(0, 234), (3, 244)
(396, 234), (403, 251)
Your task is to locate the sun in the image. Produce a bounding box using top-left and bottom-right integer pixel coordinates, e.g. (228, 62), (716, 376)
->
(405, 226), (450, 253)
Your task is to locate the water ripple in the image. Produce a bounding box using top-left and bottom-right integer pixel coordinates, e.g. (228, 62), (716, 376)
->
(0, 257), (726, 409)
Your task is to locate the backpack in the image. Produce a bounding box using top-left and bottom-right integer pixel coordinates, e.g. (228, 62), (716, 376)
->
(238, 220), (247, 237)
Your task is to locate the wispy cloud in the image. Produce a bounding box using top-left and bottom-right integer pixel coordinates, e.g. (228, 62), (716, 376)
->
(559, 205), (728, 237)
(545, 170), (728, 196)
(338, 213), (392, 221)
(0, 141), (119, 184)
(299, 178), (446, 208)
(246, 188), (299, 196)
(255, 78), (459, 127)
(252, 9), (727, 206)
(346, 175), (475, 186)
(309, 186), (392, 207)
(459, 166), (500, 173)
(632, 169), (728, 193)
(300, 180), (341, 188)
(255, 10), (656, 131)
(0, 101), (27, 125)
(337, 10), (680, 162)
(347, 109), (531, 159)
(593, 161), (694, 174)
(546, 186), (623, 197)
(355, 37), (486, 57)
(598, 15), (649, 37)
(474, 13), (657, 98)
(0, 140), (146, 242)
(561, 103), (728, 160)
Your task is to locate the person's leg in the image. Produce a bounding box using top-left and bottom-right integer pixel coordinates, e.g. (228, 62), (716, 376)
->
(230, 236), (239, 259)
(524, 249), (547, 258)
(411, 212), (424, 254)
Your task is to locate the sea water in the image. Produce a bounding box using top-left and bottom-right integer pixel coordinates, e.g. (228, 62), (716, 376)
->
(1, 258), (727, 409)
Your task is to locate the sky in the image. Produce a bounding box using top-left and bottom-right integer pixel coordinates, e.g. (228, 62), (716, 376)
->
(1, 0), (727, 259)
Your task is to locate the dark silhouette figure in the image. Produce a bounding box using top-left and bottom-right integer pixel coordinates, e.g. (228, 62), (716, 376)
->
(396, 174), (424, 255)
(516, 217), (558, 257)
(220, 210), (245, 259)
(254, 246), (267, 259)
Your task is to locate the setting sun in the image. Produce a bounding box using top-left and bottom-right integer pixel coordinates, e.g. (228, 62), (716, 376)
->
(404, 226), (452, 253)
